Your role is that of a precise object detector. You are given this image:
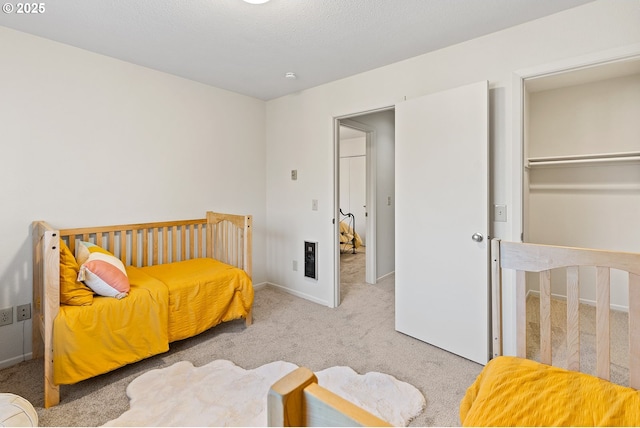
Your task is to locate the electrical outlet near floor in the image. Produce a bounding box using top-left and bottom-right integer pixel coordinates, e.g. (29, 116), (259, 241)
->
(17, 303), (31, 321)
(0, 307), (13, 326)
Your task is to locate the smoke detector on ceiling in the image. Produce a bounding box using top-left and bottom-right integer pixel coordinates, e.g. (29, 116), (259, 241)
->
(243, 0), (270, 4)
(285, 72), (297, 80)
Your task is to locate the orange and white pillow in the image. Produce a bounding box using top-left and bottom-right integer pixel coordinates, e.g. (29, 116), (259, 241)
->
(76, 241), (130, 299)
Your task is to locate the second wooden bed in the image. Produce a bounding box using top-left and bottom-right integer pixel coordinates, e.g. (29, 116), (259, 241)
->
(461, 239), (640, 426)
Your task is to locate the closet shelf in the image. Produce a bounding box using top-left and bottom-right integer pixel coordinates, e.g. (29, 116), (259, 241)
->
(527, 151), (640, 168)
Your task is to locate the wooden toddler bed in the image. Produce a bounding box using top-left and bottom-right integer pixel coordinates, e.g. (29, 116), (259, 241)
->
(32, 211), (253, 408)
(460, 239), (640, 426)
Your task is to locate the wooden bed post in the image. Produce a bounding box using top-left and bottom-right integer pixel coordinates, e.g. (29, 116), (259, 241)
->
(244, 215), (253, 279)
(206, 211), (253, 327)
(31, 222), (45, 361)
(32, 221), (61, 408)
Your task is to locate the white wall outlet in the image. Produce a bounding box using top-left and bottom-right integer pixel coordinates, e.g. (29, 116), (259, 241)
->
(292, 260), (298, 271)
(312, 199), (318, 211)
(291, 170), (297, 180)
(17, 303), (31, 321)
(494, 204), (507, 222)
(0, 307), (13, 326)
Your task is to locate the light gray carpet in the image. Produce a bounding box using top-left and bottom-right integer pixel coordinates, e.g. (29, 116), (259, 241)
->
(526, 294), (630, 386)
(1, 251), (484, 426)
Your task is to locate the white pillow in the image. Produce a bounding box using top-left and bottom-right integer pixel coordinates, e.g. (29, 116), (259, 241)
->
(78, 252), (130, 299)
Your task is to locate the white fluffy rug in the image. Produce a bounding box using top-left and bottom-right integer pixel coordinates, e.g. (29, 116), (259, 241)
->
(103, 360), (425, 427)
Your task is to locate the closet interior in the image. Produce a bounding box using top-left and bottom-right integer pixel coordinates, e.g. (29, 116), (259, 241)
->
(523, 58), (640, 310)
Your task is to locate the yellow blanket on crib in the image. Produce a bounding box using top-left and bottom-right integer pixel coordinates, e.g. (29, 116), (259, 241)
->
(460, 356), (640, 427)
(53, 266), (169, 385)
(139, 258), (253, 343)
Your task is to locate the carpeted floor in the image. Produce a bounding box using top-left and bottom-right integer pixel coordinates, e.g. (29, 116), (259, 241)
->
(1, 251), (630, 426)
(1, 251), (485, 426)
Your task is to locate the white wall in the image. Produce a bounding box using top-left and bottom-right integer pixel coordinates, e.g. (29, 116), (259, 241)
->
(529, 74), (640, 157)
(264, 0), (640, 355)
(0, 27), (267, 367)
(527, 73), (640, 309)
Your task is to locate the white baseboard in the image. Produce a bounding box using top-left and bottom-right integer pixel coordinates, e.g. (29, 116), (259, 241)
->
(0, 353), (32, 370)
(377, 270), (395, 282)
(252, 281), (268, 290)
(265, 283), (330, 307)
(526, 289), (629, 313)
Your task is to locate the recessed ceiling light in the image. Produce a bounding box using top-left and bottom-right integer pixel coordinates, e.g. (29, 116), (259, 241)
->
(285, 72), (297, 80)
(243, 0), (270, 4)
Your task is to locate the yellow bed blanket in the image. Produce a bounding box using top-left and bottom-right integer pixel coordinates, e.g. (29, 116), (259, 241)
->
(53, 266), (169, 385)
(460, 356), (640, 427)
(53, 259), (253, 385)
(139, 258), (253, 343)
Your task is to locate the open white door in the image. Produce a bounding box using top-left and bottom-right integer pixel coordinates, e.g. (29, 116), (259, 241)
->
(395, 81), (489, 365)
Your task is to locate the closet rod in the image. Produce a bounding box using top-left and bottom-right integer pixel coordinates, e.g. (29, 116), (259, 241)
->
(528, 151), (640, 167)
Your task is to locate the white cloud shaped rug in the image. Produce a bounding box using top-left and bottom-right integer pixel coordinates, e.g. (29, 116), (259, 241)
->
(103, 360), (425, 427)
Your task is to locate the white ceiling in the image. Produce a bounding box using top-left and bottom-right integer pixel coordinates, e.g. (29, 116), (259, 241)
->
(0, 0), (595, 100)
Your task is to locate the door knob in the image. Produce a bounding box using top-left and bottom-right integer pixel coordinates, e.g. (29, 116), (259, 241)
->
(472, 232), (484, 242)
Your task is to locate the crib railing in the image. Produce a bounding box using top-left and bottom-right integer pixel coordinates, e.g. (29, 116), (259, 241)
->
(492, 239), (640, 388)
(56, 211), (252, 276)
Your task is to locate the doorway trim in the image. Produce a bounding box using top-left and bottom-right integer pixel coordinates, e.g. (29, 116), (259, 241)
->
(505, 42), (640, 355)
(333, 106), (393, 307)
(340, 118), (377, 285)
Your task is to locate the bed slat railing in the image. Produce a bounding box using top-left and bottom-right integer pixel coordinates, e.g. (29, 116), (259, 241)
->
(566, 266), (580, 372)
(515, 270), (526, 359)
(56, 214), (251, 274)
(59, 218), (210, 267)
(540, 269), (552, 365)
(495, 240), (640, 389)
(596, 266), (611, 381)
(630, 273), (640, 388)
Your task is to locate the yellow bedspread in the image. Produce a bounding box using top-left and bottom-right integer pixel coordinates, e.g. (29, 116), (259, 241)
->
(139, 258), (253, 343)
(460, 356), (640, 427)
(53, 266), (169, 385)
(53, 258), (253, 385)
